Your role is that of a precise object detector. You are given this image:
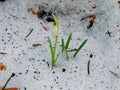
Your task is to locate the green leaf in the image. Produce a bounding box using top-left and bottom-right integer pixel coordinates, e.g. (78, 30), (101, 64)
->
(73, 39), (88, 57)
(55, 53), (60, 62)
(48, 37), (54, 62)
(65, 32), (72, 50)
(61, 38), (65, 53)
(64, 49), (69, 59)
(61, 38), (69, 59)
(87, 59), (90, 74)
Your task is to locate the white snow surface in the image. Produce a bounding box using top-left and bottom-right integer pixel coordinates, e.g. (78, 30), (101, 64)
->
(0, 0), (120, 90)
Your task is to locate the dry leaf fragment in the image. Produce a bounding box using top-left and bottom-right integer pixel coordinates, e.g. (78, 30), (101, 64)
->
(81, 14), (96, 20)
(6, 87), (19, 90)
(32, 44), (42, 47)
(27, 8), (36, 15)
(0, 63), (7, 71)
(81, 14), (96, 29)
(40, 23), (48, 31)
(0, 87), (19, 90)
(0, 52), (7, 55)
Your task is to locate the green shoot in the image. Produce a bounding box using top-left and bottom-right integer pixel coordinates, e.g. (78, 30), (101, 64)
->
(61, 33), (72, 59)
(2, 73), (15, 90)
(48, 13), (59, 67)
(61, 38), (69, 59)
(73, 39), (88, 58)
(87, 59), (90, 74)
(48, 37), (54, 66)
(61, 38), (65, 53)
(64, 48), (69, 59)
(25, 28), (33, 38)
(65, 32), (72, 50)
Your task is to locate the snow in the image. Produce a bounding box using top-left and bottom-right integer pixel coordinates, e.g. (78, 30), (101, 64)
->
(0, 0), (120, 90)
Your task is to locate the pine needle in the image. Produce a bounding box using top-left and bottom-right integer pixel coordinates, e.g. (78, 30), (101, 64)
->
(73, 39), (88, 57)
(25, 28), (33, 38)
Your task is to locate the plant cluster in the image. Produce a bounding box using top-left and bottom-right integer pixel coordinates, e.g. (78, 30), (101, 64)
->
(48, 14), (88, 68)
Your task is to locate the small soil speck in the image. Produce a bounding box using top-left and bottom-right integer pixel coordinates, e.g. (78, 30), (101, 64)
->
(52, 71), (55, 73)
(62, 68), (66, 72)
(90, 54), (93, 58)
(118, 1), (120, 4)
(24, 87), (26, 90)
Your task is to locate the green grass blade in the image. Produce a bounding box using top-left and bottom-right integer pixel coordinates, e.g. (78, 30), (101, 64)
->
(52, 36), (58, 67)
(61, 38), (65, 53)
(25, 28), (33, 38)
(87, 59), (90, 74)
(61, 38), (69, 59)
(55, 53), (60, 62)
(65, 32), (72, 50)
(48, 37), (54, 64)
(64, 49), (69, 59)
(73, 39), (88, 57)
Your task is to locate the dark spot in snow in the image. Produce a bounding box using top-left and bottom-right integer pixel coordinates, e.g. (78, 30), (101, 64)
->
(46, 61), (49, 66)
(87, 19), (94, 29)
(56, 82), (59, 84)
(56, 76), (59, 79)
(101, 81), (104, 83)
(117, 66), (119, 68)
(89, 54), (93, 58)
(25, 70), (29, 74)
(52, 71), (55, 73)
(24, 87), (26, 90)
(5, 28), (8, 31)
(36, 6), (55, 22)
(42, 59), (46, 62)
(34, 71), (40, 74)
(74, 71), (77, 73)
(4, 42), (6, 45)
(44, 85), (46, 88)
(18, 72), (22, 75)
(51, 86), (53, 89)
(83, 10), (86, 12)
(75, 66), (78, 68)
(62, 68), (66, 72)
(1, 39), (4, 41)
(46, 17), (54, 22)
(34, 71), (37, 73)
(60, 87), (62, 89)
(37, 10), (47, 18)
(118, 1), (120, 4)
(106, 31), (112, 37)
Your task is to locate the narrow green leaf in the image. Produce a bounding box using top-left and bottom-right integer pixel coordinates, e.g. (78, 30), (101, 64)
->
(61, 38), (65, 53)
(61, 38), (69, 59)
(65, 32), (72, 50)
(55, 53), (60, 61)
(73, 39), (88, 57)
(64, 49), (69, 59)
(48, 37), (54, 64)
(25, 28), (33, 38)
(87, 59), (90, 74)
